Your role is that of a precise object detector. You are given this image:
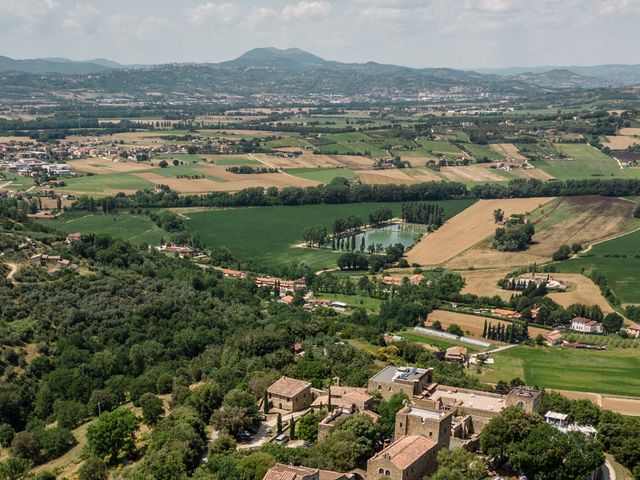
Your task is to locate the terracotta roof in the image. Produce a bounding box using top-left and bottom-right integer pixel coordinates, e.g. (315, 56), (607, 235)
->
(370, 435), (437, 469)
(445, 346), (467, 356)
(263, 464), (316, 480)
(268, 376), (311, 398)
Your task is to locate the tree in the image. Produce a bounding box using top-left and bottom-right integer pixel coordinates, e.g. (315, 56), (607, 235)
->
(0, 423), (15, 449)
(431, 447), (486, 480)
(552, 244), (572, 261)
(140, 393), (164, 426)
(78, 457), (108, 480)
(53, 400), (87, 429)
(276, 413), (283, 436)
(493, 208), (504, 223)
(263, 390), (269, 414)
(0, 457), (34, 480)
(480, 406), (542, 461)
(11, 432), (42, 463)
(185, 381), (222, 423)
(289, 416), (296, 440)
(86, 408), (140, 465)
(634, 203), (640, 219)
(297, 412), (323, 442)
(603, 312), (624, 334)
(446, 324), (464, 337)
(158, 160), (168, 168)
(236, 452), (276, 480)
(89, 390), (115, 417)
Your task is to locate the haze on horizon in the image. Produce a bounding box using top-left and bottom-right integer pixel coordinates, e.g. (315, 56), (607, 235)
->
(1, 0), (639, 69)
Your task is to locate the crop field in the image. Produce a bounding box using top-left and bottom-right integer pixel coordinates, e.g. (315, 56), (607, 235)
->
(45, 214), (164, 244)
(490, 143), (527, 161)
(439, 165), (506, 182)
(426, 309), (548, 339)
(57, 173), (153, 195)
(207, 156), (262, 166)
(285, 167), (357, 183)
(460, 143), (505, 161)
(398, 330), (484, 353)
(416, 139), (464, 157)
(534, 144), (623, 180)
(407, 197), (553, 266)
(448, 196), (640, 270)
(478, 346), (640, 397)
(603, 135), (640, 150)
(555, 226), (640, 304)
(185, 200), (475, 269)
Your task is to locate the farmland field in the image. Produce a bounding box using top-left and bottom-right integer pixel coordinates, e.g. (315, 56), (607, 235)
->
(285, 167), (357, 183)
(57, 173), (153, 195)
(45, 214), (164, 244)
(185, 200), (475, 269)
(397, 330), (484, 353)
(478, 346), (640, 397)
(534, 144), (623, 180)
(555, 227), (640, 304)
(407, 197), (553, 266)
(427, 309), (548, 338)
(447, 196), (640, 270)
(460, 143), (505, 161)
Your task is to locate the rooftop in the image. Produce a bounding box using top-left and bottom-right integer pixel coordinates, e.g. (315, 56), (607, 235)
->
(268, 376), (311, 398)
(431, 387), (506, 413)
(371, 365), (431, 384)
(406, 406), (447, 420)
(369, 435), (437, 469)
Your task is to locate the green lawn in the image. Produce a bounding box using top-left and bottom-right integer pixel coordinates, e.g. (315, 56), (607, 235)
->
(478, 346), (640, 397)
(316, 293), (382, 314)
(211, 157), (262, 166)
(461, 143), (505, 161)
(185, 200), (475, 270)
(285, 167), (357, 183)
(0, 172), (35, 191)
(45, 214), (164, 245)
(534, 144), (622, 180)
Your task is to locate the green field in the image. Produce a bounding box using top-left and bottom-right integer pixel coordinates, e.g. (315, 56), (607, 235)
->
(211, 157), (262, 166)
(534, 144), (623, 180)
(478, 346), (640, 397)
(285, 167), (357, 183)
(460, 143), (505, 161)
(185, 200), (475, 270)
(555, 227), (640, 304)
(46, 214), (164, 244)
(57, 173), (153, 194)
(316, 293), (382, 314)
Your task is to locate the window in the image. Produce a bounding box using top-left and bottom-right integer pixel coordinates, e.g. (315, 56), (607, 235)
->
(378, 468), (384, 474)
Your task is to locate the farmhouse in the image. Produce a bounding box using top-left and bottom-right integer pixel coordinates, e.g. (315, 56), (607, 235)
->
(544, 330), (564, 346)
(255, 276), (307, 292)
(444, 346), (468, 364)
(312, 383), (375, 412)
(570, 317), (604, 334)
(263, 464), (354, 480)
(221, 268), (246, 279)
(29, 254), (70, 269)
(65, 232), (82, 244)
(626, 323), (640, 339)
(267, 376), (312, 412)
(368, 366), (434, 400)
(367, 435), (439, 480)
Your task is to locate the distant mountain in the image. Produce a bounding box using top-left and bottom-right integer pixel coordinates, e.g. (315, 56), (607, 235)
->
(478, 64), (640, 86)
(0, 55), (121, 74)
(220, 47), (328, 69)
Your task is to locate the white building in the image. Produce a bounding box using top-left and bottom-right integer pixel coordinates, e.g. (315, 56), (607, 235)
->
(570, 317), (603, 334)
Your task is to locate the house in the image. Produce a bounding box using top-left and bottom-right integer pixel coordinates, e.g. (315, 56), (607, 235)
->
(65, 232), (82, 244)
(267, 376), (313, 412)
(312, 384), (375, 412)
(444, 346), (467, 364)
(160, 245), (194, 257)
(626, 324), (640, 339)
(545, 411), (597, 436)
(382, 274), (425, 287)
(544, 330), (564, 346)
(279, 295), (294, 305)
(29, 254), (70, 269)
(221, 268), (246, 279)
(570, 317), (604, 334)
(318, 405), (379, 441)
(368, 366), (434, 400)
(263, 464), (354, 480)
(367, 435), (439, 480)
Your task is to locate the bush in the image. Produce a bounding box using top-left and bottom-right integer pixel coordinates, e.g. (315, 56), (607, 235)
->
(158, 160), (168, 168)
(78, 457), (108, 480)
(552, 244), (572, 261)
(0, 423), (15, 449)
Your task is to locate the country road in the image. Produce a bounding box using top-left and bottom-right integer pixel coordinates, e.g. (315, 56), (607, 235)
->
(5, 263), (18, 280)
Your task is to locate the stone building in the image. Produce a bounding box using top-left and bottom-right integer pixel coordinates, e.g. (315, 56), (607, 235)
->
(367, 435), (439, 480)
(267, 376), (313, 412)
(368, 366), (434, 400)
(394, 403), (452, 449)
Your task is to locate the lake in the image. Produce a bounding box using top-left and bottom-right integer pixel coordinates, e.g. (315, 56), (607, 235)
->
(353, 223), (427, 250)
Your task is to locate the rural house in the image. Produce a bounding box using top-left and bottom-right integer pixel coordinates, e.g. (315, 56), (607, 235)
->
(570, 317), (604, 334)
(626, 323), (640, 338)
(267, 376), (312, 412)
(544, 330), (564, 346)
(444, 346), (468, 364)
(368, 366), (434, 400)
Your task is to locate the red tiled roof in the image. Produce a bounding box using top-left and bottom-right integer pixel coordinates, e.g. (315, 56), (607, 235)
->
(268, 376), (311, 398)
(369, 435), (437, 469)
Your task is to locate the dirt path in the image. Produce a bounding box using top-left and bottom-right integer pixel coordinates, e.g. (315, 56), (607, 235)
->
(6, 263), (18, 280)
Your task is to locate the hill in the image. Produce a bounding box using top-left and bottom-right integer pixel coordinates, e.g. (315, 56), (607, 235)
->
(0, 55), (119, 74)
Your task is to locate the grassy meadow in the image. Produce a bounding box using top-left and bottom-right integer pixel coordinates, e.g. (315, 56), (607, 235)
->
(185, 200), (476, 269)
(286, 167), (357, 183)
(478, 345), (640, 397)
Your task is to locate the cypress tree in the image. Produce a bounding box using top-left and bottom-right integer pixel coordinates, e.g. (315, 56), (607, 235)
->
(289, 416), (296, 440)
(263, 390), (269, 414)
(277, 413), (282, 435)
(482, 320), (488, 338)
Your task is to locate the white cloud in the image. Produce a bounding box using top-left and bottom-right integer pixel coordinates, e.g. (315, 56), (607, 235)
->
(246, 6), (278, 30)
(186, 2), (241, 27)
(281, 1), (332, 21)
(63, 3), (99, 30)
(99, 14), (173, 42)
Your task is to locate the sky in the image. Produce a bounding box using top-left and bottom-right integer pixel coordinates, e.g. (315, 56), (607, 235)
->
(1, 0), (639, 69)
